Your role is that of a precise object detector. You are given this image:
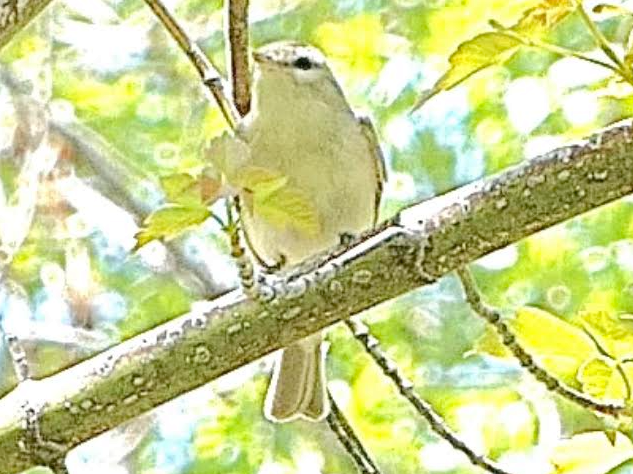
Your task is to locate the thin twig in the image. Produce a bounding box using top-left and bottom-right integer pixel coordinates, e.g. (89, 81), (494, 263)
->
(326, 392), (382, 474)
(456, 266), (631, 418)
(345, 317), (512, 474)
(142, 0), (239, 128)
(227, 0), (251, 116)
(5, 332), (30, 382)
(142, 0), (256, 298)
(224, 0), (256, 298)
(575, 1), (633, 84)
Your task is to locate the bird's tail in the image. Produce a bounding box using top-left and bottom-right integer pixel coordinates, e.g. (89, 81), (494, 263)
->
(264, 333), (329, 422)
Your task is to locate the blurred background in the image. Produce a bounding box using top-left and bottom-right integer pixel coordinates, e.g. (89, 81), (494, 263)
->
(3, 0), (633, 473)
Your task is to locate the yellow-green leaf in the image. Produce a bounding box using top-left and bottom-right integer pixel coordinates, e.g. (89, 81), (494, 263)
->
(513, 0), (576, 35)
(580, 311), (633, 360)
(160, 173), (223, 207)
(551, 431), (633, 474)
(472, 324), (512, 358)
(205, 133), (250, 180)
(510, 306), (598, 385)
(233, 166), (288, 196)
(413, 32), (522, 109)
(253, 184), (320, 237)
(161, 173), (198, 204)
(577, 356), (627, 401)
(134, 206), (210, 249)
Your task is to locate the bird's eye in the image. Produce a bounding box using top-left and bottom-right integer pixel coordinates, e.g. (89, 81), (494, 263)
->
(293, 56), (313, 70)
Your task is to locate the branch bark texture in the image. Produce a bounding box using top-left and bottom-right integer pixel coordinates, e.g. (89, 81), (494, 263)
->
(0, 0), (52, 50)
(2, 122), (633, 473)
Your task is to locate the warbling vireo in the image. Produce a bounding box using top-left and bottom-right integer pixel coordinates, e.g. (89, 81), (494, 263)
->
(237, 42), (386, 422)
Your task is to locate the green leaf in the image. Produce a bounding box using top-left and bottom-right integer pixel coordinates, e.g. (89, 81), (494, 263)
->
(205, 132), (251, 180)
(160, 173), (222, 207)
(577, 356), (627, 401)
(513, 0), (577, 35)
(510, 306), (598, 385)
(161, 173), (198, 204)
(471, 324), (512, 358)
(551, 431), (633, 474)
(580, 311), (633, 360)
(134, 206), (211, 249)
(253, 183), (320, 237)
(233, 166), (288, 196)
(413, 32), (522, 109)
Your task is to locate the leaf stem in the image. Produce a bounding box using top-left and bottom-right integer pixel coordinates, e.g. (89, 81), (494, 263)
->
(492, 25), (621, 74)
(575, 2), (633, 85)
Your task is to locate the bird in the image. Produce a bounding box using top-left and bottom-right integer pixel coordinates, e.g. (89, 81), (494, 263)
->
(236, 41), (386, 422)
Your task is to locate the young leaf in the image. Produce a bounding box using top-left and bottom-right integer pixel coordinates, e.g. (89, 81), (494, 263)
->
(233, 166), (289, 196)
(161, 173), (198, 205)
(510, 306), (598, 384)
(160, 173), (222, 207)
(253, 184), (321, 237)
(580, 311), (633, 360)
(551, 431), (633, 474)
(513, 0), (577, 35)
(577, 356), (627, 401)
(205, 132), (251, 181)
(413, 32), (522, 109)
(134, 206), (210, 249)
(471, 324), (512, 358)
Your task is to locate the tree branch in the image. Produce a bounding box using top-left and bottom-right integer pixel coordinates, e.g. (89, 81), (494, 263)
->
(2, 121), (633, 473)
(227, 0), (250, 116)
(142, 0), (239, 128)
(0, 0), (52, 50)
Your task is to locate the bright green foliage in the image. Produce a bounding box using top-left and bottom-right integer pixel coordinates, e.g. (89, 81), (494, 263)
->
(551, 431), (633, 474)
(414, 0), (577, 109)
(135, 205), (211, 249)
(511, 306), (598, 386)
(134, 171), (222, 248)
(513, 0), (577, 34)
(577, 356), (628, 401)
(414, 32), (523, 108)
(236, 166), (320, 237)
(6, 0), (633, 473)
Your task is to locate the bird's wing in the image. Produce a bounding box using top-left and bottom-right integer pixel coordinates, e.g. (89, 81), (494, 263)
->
(357, 115), (387, 226)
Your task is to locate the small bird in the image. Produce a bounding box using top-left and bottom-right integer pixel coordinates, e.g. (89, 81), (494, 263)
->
(237, 41), (386, 422)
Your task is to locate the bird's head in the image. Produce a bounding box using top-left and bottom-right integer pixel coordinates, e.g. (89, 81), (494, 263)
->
(252, 41), (333, 85)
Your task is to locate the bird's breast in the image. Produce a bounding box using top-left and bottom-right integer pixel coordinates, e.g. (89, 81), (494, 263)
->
(239, 97), (378, 266)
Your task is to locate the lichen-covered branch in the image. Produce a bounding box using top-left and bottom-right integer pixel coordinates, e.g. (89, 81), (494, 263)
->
(2, 122), (633, 473)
